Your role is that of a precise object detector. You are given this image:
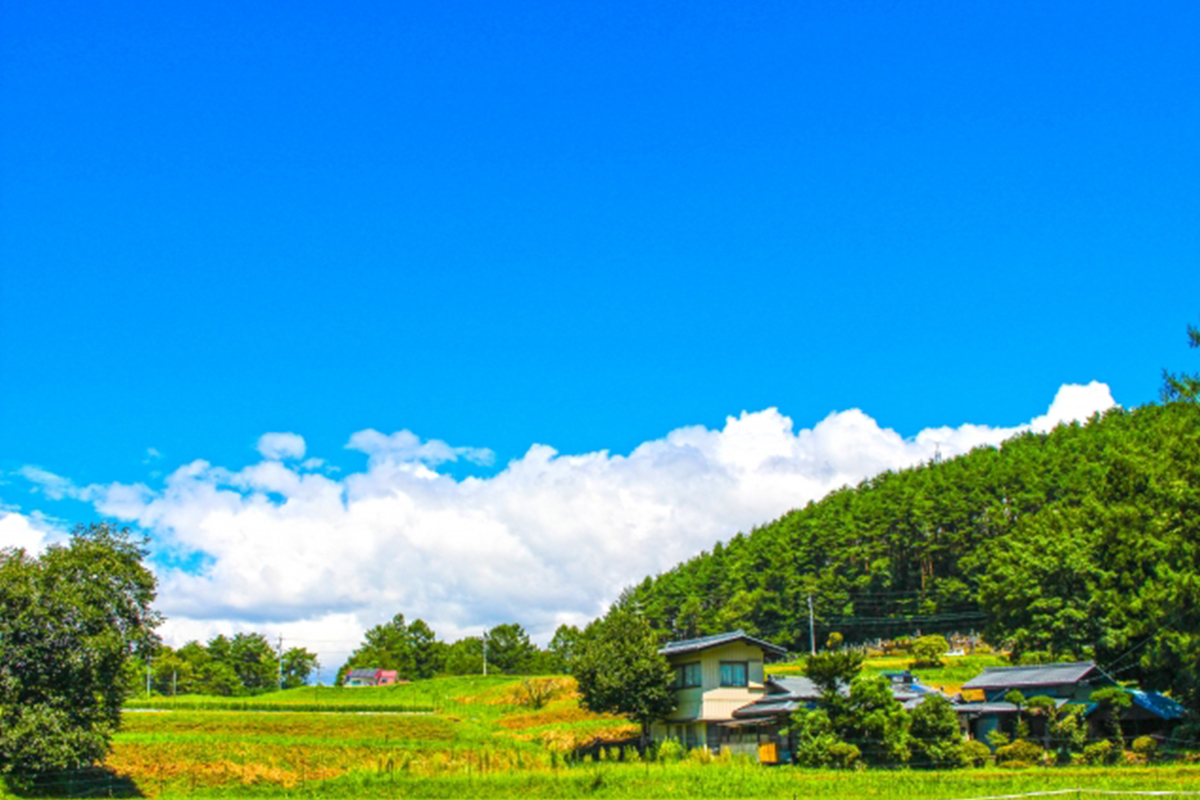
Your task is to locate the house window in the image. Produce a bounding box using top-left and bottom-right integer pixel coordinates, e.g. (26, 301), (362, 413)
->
(673, 662), (702, 688)
(719, 661), (748, 687)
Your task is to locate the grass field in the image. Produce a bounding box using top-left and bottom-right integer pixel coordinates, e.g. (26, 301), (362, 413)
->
(5, 663), (1198, 799)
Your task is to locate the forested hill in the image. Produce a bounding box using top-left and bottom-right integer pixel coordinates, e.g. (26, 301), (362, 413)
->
(627, 401), (1200, 709)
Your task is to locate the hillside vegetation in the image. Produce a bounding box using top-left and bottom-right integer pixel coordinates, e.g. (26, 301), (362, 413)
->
(627, 401), (1200, 717)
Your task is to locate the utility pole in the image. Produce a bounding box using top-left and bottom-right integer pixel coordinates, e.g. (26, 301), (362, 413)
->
(146, 657), (152, 698)
(482, 634), (488, 676)
(172, 670), (177, 697)
(277, 634), (284, 691)
(807, 595), (816, 656)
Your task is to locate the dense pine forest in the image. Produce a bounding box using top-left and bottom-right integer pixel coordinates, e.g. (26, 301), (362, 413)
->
(626, 399), (1200, 716)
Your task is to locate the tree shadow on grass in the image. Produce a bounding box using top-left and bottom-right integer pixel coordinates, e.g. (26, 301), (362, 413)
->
(3, 767), (144, 798)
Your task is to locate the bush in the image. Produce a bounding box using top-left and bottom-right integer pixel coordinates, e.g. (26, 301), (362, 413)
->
(827, 742), (862, 769)
(986, 730), (1010, 749)
(656, 738), (684, 762)
(996, 740), (1044, 765)
(1083, 739), (1116, 766)
(1132, 736), (1157, 758)
(963, 740), (991, 767)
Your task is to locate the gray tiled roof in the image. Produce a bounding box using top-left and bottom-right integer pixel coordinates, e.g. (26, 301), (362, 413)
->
(658, 630), (788, 659)
(346, 668), (381, 679)
(764, 675), (825, 700)
(960, 662), (1098, 691)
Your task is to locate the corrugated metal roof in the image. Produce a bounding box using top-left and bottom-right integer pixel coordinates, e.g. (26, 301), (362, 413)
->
(960, 662), (1098, 691)
(346, 668), (380, 679)
(658, 630), (788, 659)
(1129, 690), (1186, 720)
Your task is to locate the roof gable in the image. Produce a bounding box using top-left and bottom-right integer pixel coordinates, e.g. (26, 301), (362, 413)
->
(659, 630), (788, 660)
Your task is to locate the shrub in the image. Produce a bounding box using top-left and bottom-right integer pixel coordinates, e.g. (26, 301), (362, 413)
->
(996, 740), (1044, 765)
(688, 746), (713, 764)
(1132, 736), (1157, 758)
(656, 738), (684, 762)
(1083, 740), (1114, 766)
(963, 740), (991, 767)
(986, 730), (1010, 749)
(999, 760), (1033, 769)
(827, 742), (862, 769)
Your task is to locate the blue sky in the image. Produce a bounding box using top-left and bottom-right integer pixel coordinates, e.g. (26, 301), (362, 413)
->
(2, 1), (1199, 651)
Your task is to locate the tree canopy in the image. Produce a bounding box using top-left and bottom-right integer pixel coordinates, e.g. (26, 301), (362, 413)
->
(0, 524), (160, 780)
(573, 606), (675, 746)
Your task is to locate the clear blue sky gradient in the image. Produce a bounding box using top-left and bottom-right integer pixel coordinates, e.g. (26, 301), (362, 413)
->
(3, 1), (1199, 522)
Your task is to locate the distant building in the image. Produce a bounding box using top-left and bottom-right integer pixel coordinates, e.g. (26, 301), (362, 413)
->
(344, 668), (400, 687)
(954, 661), (1184, 744)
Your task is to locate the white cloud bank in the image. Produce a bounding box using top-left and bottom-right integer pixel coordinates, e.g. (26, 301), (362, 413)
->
(21, 382), (1116, 667)
(0, 508), (63, 553)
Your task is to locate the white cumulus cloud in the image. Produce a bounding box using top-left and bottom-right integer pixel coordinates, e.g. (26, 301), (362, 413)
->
(61, 383), (1116, 667)
(0, 508), (64, 553)
(257, 432), (307, 460)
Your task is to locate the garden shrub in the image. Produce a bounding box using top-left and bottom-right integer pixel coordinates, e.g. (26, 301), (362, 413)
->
(963, 740), (991, 768)
(1083, 740), (1114, 765)
(996, 740), (1043, 765)
(656, 738), (684, 762)
(1132, 736), (1157, 758)
(827, 742), (862, 769)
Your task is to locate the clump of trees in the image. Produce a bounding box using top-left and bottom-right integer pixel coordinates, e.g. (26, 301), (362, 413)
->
(789, 650), (963, 768)
(0, 524), (160, 781)
(337, 617), (584, 683)
(133, 633), (318, 697)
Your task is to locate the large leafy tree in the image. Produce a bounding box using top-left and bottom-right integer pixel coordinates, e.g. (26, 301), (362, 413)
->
(0, 524), (160, 780)
(484, 623), (538, 674)
(229, 633), (280, 692)
(574, 606), (675, 747)
(338, 614), (444, 682)
(281, 647), (318, 689)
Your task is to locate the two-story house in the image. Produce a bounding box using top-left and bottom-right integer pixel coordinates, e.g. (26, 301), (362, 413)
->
(649, 630), (788, 753)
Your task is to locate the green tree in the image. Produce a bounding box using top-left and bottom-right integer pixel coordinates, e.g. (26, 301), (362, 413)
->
(229, 633), (280, 692)
(340, 613), (444, 681)
(281, 647), (318, 688)
(1090, 687), (1132, 747)
(911, 635), (949, 668)
(574, 607), (676, 748)
(547, 624), (582, 673)
(1003, 690), (1030, 739)
(0, 524), (160, 780)
(836, 674), (912, 765)
(909, 694), (964, 768)
(1162, 319), (1200, 402)
(443, 637), (484, 675)
(1025, 695), (1057, 751)
(485, 623), (538, 674)
(803, 649), (864, 697)
(407, 619), (443, 678)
